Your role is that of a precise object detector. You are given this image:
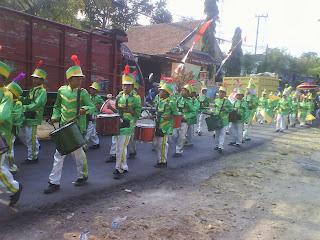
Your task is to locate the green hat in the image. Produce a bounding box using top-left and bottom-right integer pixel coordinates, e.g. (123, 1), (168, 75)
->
(0, 45), (12, 79)
(201, 81), (207, 91)
(237, 88), (245, 95)
(269, 92), (273, 95)
(247, 78), (256, 90)
(262, 89), (267, 95)
(90, 76), (102, 91)
(219, 82), (227, 92)
(160, 79), (173, 95)
(159, 74), (166, 86)
(183, 80), (195, 94)
(31, 60), (47, 79)
(7, 73), (25, 97)
(192, 85), (197, 93)
(122, 65), (135, 85)
(66, 55), (85, 80)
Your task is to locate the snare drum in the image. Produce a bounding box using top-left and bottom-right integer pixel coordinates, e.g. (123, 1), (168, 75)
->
(100, 99), (116, 114)
(174, 113), (182, 128)
(0, 134), (9, 155)
(134, 122), (155, 142)
(49, 121), (85, 155)
(96, 114), (120, 136)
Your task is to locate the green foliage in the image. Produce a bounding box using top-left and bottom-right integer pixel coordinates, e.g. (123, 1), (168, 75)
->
(241, 54), (255, 76)
(150, 0), (172, 24)
(200, 0), (219, 79)
(225, 27), (243, 76)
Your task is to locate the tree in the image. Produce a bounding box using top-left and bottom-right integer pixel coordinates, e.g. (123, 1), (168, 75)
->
(150, 0), (172, 24)
(225, 27), (243, 76)
(200, 0), (219, 79)
(241, 54), (255, 76)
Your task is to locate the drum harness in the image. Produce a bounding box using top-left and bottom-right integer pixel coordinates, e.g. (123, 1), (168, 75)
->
(155, 100), (168, 137)
(24, 88), (40, 119)
(176, 97), (187, 121)
(234, 100), (243, 120)
(115, 93), (131, 129)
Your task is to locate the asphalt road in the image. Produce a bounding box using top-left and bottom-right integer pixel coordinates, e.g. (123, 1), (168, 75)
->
(0, 120), (313, 222)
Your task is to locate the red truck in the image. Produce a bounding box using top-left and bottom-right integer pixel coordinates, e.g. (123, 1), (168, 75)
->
(0, 6), (144, 113)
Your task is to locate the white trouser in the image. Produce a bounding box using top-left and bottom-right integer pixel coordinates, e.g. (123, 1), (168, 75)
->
(19, 125), (40, 160)
(243, 116), (253, 140)
(316, 109), (320, 119)
(226, 122), (231, 133)
(85, 121), (99, 147)
(298, 117), (306, 126)
(215, 126), (227, 149)
(256, 109), (265, 123)
(276, 114), (288, 131)
(186, 124), (194, 144)
(127, 135), (136, 154)
(0, 154), (19, 195)
(197, 113), (205, 133)
(154, 135), (169, 163)
(110, 136), (117, 156)
(289, 113), (296, 126)
(49, 148), (88, 185)
(115, 135), (131, 173)
(4, 133), (18, 172)
(172, 122), (188, 154)
(230, 123), (243, 145)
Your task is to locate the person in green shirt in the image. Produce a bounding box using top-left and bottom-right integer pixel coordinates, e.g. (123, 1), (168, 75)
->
(6, 74), (25, 174)
(84, 77), (105, 150)
(172, 81), (196, 158)
(44, 55), (95, 194)
(257, 89), (268, 124)
(185, 84), (199, 147)
(153, 80), (178, 168)
(243, 78), (259, 141)
(229, 88), (249, 147)
(197, 81), (210, 136)
(212, 83), (234, 153)
(107, 65), (142, 179)
(275, 89), (291, 132)
(289, 95), (299, 127)
(18, 60), (47, 164)
(298, 95), (308, 127)
(0, 55), (23, 206)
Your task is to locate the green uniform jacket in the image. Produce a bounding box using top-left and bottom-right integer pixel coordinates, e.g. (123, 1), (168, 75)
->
(91, 95), (104, 117)
(291, 101), (300, 114)
(298, 102), (308, 118)
(307, 102), (315, 114)
(198, 95), (210, 113)
(233, 99), (249, 124)
(116, 91), (142, 136)
(276, 98), (291, 115)
(12, 100), (24, 136)
(0, 87), (13, 142)
(176, 97), (197, 125)
(155, 97), (178, 135)
(52, 86), (95, 132)
(131, 90), (140, 124)
(190, 97), (200, 125)
(20, 84), (47, 126)
(258, 97), (268, 110)
(244, 95), (259, 116)
(213, 98), (234, 126)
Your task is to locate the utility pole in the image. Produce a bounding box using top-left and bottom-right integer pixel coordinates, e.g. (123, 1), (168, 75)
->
(254, 14), (268, 56)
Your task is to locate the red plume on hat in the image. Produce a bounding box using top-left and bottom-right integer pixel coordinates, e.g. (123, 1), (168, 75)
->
(160, 74), (165, 80)
(36, 60), (43, 69)
(223, 82), (227, 87)
(123, 65), (130, 75)
(165, 78), (173, 83)
(95, 76), (101, 82)
(71, 55), (80, 66)
(0, 45), (2, 51)
(187, 80), (195, 86)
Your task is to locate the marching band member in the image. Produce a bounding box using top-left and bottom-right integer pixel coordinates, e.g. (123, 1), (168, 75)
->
(185, 83), (199, 147)
(19, 60), (47, 164)
(44, 55), (95, 194)
(298, 95), (308, 127)
(242, 78), (259, 141)
(197, 81), (209, 136)
(229, 88), (249, 147)
(289, 94), (299, 127)
(256, 89), (268, 124)
(84, 77), (104, 150)
(153, 74), (166, 106)
(172, 81), (196, 157)
(107, 65), (141, 179)
(153, 79), (178, 167)
(213, 82), (233, 153)
(0, 52), (23, 206)
(275, 89), (291, 133)
(5, 74), (25, 173)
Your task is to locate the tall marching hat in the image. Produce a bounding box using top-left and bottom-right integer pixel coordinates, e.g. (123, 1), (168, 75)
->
(159, 74), (166, 86)
(66, 55), (85, 80)
(237, 87), (246, 95)
(7, 73), (25, 98)
(90, 76), (102, 91)
(219, 82), (227, 92)
(183, 80), (195, 94)
(122, 65), (135, 85)
(160, 78), (173, 95)
(262, 88), (267, 95)
(247, 78), (256, 90)
(131, 71), (139, 89)
(0, 45), (12, 79)
(201, 81), (207, 91)
(31, 60), (47, 79)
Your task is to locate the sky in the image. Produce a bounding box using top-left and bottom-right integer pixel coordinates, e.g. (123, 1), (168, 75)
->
(140, 0), (320, 57)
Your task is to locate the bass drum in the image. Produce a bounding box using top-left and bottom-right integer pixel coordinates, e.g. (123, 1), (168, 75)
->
(100, 99), (116, 114)
(0, 134), (9, 155)
(49, 121), (85, 155)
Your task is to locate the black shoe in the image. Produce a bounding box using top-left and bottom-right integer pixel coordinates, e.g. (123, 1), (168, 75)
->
(218, 148), (223, 153)
(74, 177), (88, 186)
(22, 158), (38, 164)
(214, 146), (219, 150)
(106, 155), (116, 163)
(89, 144), (100, 150)
(235, 144), (241, 147)
(245, 138), (251, 141)
(123, 170), (129, 174)
(172, 153), (182, 158)
(226, 132), (230, 135)
(279, 130), (284, 133)
(228, 142), (236, 146)
(275, 129), (280, 132)
(44, 183), (60, 194)
(128, 152), (137, 159)
(286, 126), (288, 129)
(198, 132), (202, 136)
(113, 170), (122, 179)
(184, 143), (193, 147)
(9, 183), (23, 206)
(293, 124), (296, 127)
(154, 162), (167, 168)
(213, 134), (216, 138)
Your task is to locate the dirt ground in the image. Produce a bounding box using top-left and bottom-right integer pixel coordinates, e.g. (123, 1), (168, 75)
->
(2, 125), (320, 240)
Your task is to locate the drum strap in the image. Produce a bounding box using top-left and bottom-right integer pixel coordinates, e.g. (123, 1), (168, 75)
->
(155, 101), (167, 129)
(218, 99), (225, 115)
(115, 93), (131, 119)
(76, 88), (81, 116)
